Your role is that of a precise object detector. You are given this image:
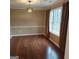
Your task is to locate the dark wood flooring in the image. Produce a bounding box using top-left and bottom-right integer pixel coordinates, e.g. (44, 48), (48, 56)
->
(10, 35), (64, 59)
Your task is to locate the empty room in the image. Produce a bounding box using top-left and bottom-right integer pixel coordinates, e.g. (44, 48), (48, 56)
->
(10, 0), (69, 59)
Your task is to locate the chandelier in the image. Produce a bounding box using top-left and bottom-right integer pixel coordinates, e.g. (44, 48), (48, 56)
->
(27, 0), (33, 13)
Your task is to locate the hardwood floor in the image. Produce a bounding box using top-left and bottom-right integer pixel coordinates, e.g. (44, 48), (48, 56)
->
(10, 35), (64, 59)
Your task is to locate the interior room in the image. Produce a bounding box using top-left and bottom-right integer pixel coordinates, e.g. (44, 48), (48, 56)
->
(10, 0), (69, 59)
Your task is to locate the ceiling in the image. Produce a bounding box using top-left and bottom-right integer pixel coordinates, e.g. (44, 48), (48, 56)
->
(10, 0), (64, 9)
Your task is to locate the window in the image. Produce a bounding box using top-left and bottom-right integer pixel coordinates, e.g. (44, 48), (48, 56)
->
(49, 7), (62, 36)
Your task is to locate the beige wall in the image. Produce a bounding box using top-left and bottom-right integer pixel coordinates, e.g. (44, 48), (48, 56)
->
(64, 26), (69, 59)
(10, 9), (47, 36)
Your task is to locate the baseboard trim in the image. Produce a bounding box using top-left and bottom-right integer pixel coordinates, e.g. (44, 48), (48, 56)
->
(49, 38), (60, 48)
(10, 56), (19, 59)
(11, 33), (45, 37)
(11, 26), (45, 28)
(10, 35), (13, 39)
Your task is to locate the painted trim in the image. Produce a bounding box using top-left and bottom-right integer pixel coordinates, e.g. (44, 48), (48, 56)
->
(11, 26), (45, 28)
(10, 56), (19, 59)
(11, 33), (45, 37)
(49, 38), (60, 48)
(10, 35), (13, 39)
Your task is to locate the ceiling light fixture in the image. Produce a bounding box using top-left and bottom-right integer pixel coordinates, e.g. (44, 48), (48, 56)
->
(27, 0), (33, 13)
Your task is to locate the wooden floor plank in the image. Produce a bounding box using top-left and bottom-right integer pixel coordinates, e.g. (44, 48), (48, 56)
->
(10, 35), (64, 59)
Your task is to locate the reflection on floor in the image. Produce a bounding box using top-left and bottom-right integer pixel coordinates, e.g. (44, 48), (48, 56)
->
(47, 47), (58, 59)
(10, 35), (64, 59)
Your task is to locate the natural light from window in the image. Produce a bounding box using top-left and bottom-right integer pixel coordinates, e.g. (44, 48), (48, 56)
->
(49, 7), (62, 36)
